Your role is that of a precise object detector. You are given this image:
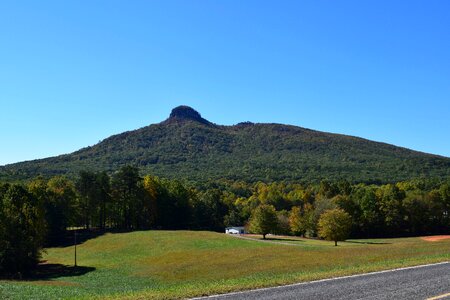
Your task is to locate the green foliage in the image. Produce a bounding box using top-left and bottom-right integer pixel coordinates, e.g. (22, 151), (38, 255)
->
(289, 204), (314, 236)
(45, 176), (76, 239)
(75, 171), (112, 229)
(378, 184), (406, 232)
(439, 183), (450, 218)
(223, 209), (244, 227)
(318, 208), (352, 246)
(1, 115), (449, 183)
(312, 197), (337, 235)
(143, 175), (191, 229)
(402, 191), (431, 235)
(191, 189), (228, 231)
(275, 210), (290, 235)
(0, 184), (46, 275)
(289, 206), (303, 235)
(110, 166), (146, 229)
(248, 204), (279, 239)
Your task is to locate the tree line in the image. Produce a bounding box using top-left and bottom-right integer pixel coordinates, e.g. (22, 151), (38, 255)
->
(1, 166), (449, 275)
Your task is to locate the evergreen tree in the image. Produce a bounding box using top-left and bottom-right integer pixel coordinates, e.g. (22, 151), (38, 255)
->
(111, 166), (143, 229)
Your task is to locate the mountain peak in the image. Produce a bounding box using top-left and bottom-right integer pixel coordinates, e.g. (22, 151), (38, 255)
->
(165, 106), (211, 125)
(2, 105), (450, 182)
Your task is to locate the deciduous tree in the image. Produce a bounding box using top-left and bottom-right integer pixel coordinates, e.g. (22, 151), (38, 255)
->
(0, 185), (46, 275)
(318, 208), (352, 246)
(248, 204), (278, 239)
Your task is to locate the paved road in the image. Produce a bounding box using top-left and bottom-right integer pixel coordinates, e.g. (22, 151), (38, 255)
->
(195, 262), (450, 300)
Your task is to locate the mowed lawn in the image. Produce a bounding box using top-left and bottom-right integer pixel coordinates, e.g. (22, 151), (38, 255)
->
(1, 231), (450, 299)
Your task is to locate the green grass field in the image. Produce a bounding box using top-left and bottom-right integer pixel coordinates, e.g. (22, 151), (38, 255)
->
(1, 231), (449, 300)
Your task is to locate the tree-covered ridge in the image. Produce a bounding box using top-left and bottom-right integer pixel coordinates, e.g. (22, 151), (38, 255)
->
(1, 106), (449, 183)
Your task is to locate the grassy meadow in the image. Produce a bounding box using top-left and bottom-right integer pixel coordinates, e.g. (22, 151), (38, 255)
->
(0, 231), (449, 299)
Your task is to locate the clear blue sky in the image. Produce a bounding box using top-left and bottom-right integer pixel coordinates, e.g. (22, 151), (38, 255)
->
(1, 0), (449, 165)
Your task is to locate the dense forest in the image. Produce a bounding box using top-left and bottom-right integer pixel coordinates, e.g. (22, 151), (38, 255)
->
(1, 165), (449, 275)
(1, 106), (449, 183)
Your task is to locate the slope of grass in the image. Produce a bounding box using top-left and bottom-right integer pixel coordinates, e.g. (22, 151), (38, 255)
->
(1, 231), (449, 299)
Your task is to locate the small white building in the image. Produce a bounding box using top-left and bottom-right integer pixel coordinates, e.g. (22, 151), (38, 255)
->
(225, 226), (246, 234)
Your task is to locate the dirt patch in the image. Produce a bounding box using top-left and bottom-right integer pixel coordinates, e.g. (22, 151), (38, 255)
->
(421, 235), (450, 242)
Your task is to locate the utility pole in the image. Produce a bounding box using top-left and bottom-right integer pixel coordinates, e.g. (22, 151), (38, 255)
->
(74, 229), (77, 267)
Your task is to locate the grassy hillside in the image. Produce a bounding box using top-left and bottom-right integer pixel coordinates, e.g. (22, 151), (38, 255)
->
(1, 106), (449, 183)
(1, 231), (449, 299)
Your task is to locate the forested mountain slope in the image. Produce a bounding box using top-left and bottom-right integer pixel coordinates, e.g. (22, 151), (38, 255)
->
(1, 106), (449, 183)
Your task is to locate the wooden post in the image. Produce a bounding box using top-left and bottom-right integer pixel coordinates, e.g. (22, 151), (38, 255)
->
(74, 229), (77, 267)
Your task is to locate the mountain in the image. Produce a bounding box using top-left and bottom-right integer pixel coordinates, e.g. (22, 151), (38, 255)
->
(1, 106), (449, 183)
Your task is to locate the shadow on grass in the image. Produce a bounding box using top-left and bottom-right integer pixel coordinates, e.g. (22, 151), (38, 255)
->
(345, 240), (391, 245)
(256, 236), (391, 245)
(47, 228), (135, 248)
(28, 264), (96, 280)
(1, 264), (96, 281)
(264, 238), (306, 242)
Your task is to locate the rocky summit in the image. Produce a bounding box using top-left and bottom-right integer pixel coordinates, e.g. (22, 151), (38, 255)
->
(164, 105), (212, 125)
